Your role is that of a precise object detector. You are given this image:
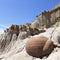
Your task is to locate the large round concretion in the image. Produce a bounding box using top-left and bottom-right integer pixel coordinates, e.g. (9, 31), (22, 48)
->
(25, 36), (54, 58)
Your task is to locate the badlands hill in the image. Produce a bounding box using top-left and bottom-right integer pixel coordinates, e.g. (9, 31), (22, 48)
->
(0, 2), (60, 60)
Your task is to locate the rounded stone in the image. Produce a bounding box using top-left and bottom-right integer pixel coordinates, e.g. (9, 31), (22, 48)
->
(25, 36), (54, 58)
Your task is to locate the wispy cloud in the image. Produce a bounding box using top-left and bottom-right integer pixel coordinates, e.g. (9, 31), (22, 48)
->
(0, 24), (7, 28)
(0, 24), (8, 34)
(0, 29), (4, 34)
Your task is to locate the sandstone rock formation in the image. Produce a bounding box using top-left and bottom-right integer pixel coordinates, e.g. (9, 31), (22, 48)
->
(18, 31), (28, 40)
(46, 51), (60, 60)
(31, 2), (60, 29)
(0, 2), (60, 60)
(5, 24), (45, 37)
(26, 36), (54, 58)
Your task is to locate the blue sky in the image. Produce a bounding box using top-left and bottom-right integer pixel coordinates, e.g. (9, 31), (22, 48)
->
(0, 0), (60, 31)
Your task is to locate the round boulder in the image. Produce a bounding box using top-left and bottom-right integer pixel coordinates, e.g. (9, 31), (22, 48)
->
(25, 36), (54, 58)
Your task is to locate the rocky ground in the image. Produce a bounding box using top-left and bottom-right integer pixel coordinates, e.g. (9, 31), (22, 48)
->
(0, 21), (60, 60)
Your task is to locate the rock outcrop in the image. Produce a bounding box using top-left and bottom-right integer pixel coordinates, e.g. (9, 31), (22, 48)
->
(4, 24), (45, 37)
(0, 2), (60, 60)
(31, 2), (60, 29)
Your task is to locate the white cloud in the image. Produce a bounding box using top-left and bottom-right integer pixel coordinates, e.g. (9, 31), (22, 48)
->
(0, 24), (8, 34)
(0, 29), (4, 34)
(0, 24), (7, 28)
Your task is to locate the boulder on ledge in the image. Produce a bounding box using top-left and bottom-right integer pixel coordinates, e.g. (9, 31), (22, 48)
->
(25, 36), (54, 58)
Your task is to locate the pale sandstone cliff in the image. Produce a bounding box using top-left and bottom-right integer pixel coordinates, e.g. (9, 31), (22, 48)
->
(0, 2), (60, 60)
